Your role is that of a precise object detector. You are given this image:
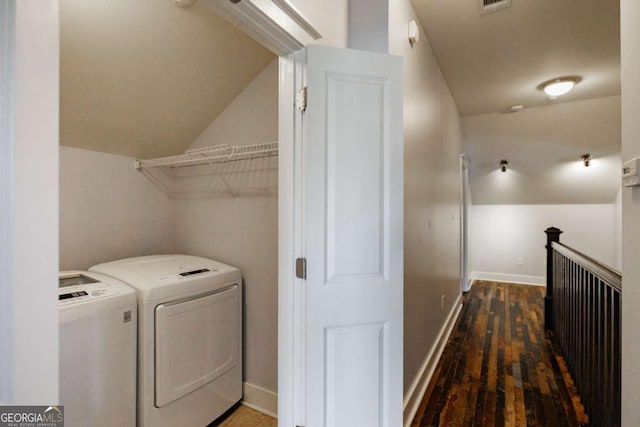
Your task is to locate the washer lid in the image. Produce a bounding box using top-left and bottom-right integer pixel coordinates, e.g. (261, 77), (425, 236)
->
(90, 254), (242, 303)
(59, 273), (99, 288)
(58, 271), (136, 322)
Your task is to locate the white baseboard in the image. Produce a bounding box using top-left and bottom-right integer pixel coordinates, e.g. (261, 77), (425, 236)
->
(242, 382), (278, 418)
(403, 293), (463, 427)
(469, 271), (480, 290)
(471, 271), (545, 287)
(466, 272), (477, 291)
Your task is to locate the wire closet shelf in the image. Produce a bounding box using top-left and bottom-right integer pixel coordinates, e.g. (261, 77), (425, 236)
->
(134, 142), (278, 199)
(134, 141), (278, 170)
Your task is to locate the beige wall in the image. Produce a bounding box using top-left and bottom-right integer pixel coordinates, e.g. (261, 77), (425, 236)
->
(389, 2), (464, 397)
(348, 0), (388, 52)
(614, 189), (622, 271)
(189, 60), (278, 150)
(469, 204), (618, 283)
(621, 0), (640, 424)
(59, 146), (174, 270)
(174, 60), (279, 393)
(288, 0), (348, 48)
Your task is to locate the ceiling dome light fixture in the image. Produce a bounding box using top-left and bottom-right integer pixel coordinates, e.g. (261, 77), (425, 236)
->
(172, 0), (196, 8)
(500, 159), (509, 172)
(538, 76), (582, 98)
(582, 153), (591, 167)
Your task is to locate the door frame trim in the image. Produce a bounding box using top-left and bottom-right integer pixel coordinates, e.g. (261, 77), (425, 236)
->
(277, 52), (296, 427)
(459, 154), (471, 293)
(204, 0), (321, 56)
(278, 46), (308, 426)
(0, 0), (16, 402)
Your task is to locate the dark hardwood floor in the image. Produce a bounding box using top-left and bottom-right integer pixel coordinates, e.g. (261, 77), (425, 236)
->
(411, 280), (588, 427)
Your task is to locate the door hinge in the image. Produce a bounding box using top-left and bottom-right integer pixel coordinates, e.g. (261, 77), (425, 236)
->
(295, 257), (307, 279)
(296, 86), (307, 112)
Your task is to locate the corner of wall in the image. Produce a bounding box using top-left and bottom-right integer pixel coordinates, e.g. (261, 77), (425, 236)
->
(242, 382), (278, 418)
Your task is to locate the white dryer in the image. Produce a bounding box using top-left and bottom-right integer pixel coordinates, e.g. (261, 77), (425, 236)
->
(58, 271), (137, 427)
(90, 254), (242, 427)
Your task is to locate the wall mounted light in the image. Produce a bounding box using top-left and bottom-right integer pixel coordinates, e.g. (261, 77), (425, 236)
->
(408, 20), (420, 46)
(500, 159), (509, 172)
(581, 153), (591, 167)
(538, 76), (582, 99)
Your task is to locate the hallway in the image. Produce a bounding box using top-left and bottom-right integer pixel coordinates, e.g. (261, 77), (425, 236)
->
(411, 281), (588, 427)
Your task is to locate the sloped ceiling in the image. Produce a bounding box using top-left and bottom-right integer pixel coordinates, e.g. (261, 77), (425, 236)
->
(60, 0), (275, 159)
(413, 0), (621, 204)
(464, 96), (621, 204)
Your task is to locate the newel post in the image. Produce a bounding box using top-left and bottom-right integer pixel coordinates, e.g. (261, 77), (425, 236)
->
(544, 227), (563, 331)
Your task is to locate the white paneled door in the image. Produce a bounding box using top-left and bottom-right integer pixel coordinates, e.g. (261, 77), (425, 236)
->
(283, 45), (403, 427)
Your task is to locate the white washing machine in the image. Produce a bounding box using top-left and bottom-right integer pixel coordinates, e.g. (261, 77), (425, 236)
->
(90, 254), (242, 427)
(58, 271), (137, 427)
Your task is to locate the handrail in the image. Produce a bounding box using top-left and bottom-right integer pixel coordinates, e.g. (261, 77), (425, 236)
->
(545, 227), (621, 427)
(551, 241), (622, 292)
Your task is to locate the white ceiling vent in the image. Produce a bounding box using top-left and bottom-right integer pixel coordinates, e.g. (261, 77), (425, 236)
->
(479, 0), (512, 15)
